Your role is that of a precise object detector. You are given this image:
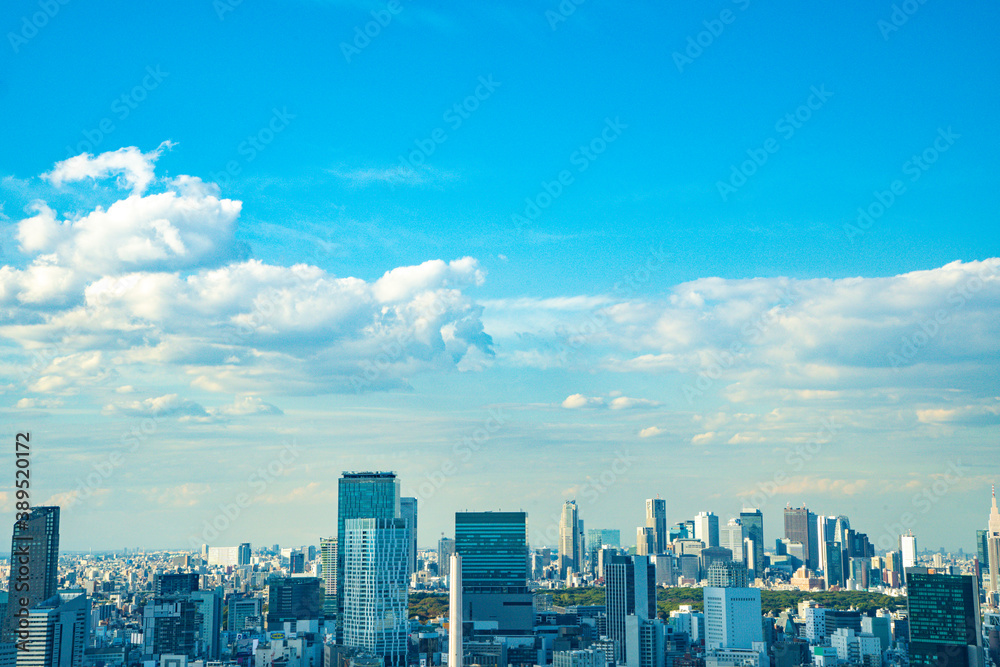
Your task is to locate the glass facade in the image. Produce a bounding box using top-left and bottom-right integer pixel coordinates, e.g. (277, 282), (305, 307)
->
(2, 506), (60, 643)
(336, 472), (400, 634)
(907, 569), (982, 667)
(739, 509), (765, 577)
(343, 518), (409, 667)
(455, 511), (528, 591)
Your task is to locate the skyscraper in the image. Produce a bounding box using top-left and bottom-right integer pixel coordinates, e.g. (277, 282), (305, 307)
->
(17, 590), (88, 667)
(987, 487), (1000, 600)
(266, 577), (322, 630)
(190, 590), (222, 661)
(238, 542), (252, 566)
(320, 537), (338, 618)
(455, 511), (532, 634)
(438, 537), (456, 578)
(901, 532), (918, 569)
(606, 555), (656, 664)
(400, 497), (418, 575)
(646, 498), (668, 554)
(559, 501), (581, 579)
(784, 507), (817, 570)
(719, 519), (744, 562)
(636, 527), (655, 557)
(704, 587), (762, 650)
(739, 509), (764, 579)
(342, 517), (410, 667)
(906, 568), (983, 667)
(1, 506), (59, 644)
(337, 472), (400, 637)
(695, 511), (719, 548)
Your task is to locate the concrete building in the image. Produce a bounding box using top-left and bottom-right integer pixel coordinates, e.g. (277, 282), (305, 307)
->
(703, 587), (762, 651)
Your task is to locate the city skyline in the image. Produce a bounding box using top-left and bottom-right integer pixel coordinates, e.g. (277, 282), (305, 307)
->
(1, 1), (998, 553)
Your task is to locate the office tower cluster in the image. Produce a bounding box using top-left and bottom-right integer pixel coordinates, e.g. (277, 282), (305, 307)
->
(3, 480), (995, 667)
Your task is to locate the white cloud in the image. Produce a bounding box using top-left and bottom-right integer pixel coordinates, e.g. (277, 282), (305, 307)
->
(609, 396), (659, 410)
(562, 394), (604, 409)
(43, 142), (174, 194)
(330, 165), (457, 188)
(638, 426), (664, 438)
(15, 397), (64, 409)
(0, 146), (494, 400)
(691, 431), (715, 445)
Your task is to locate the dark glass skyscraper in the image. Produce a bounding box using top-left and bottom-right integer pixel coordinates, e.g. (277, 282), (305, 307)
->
(739, 509), (764, 578)
(336, 472), (399, 638)
(455, 511), (528, 590)
(906, 568), (983, 667)
(605, 554), (656, 664)
(455, 511), (532, 634)
(783, 506), (817, 570)
(2, 506), (59, 643)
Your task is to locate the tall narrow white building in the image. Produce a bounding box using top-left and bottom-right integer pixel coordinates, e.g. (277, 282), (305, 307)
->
(901, 532), (917, 569)
(448, 553), (463, 667)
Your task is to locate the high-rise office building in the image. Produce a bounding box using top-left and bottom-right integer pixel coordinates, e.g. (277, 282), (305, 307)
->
(587, 528), (622, 574)
(784, 507), (818, 570)
(320, 537), (338, 617)
(438, 537), (456, 578)
(817, 516), (838, 572)
(142, 597), (197, 660)
(337, 471), (400, 637)
(720, 519), (744, 562)
(238, 542), (252, 566)
(455, 511), (532, 634)
(906, 568), (983, 667)
(703, 587), (762, 650)
(695, 512), (720, 548)
(825, 542), (845, 589)
(1, 506), (59, 644)
(901, 532), (918, 569)
(16, 590), (88, 667)
(606, 555), (656, 664)
(342, 517), (410, 666)
(646, 498), (668, 554)
(228, 597), (263, 633)
(706, 561), (750, 588)
(266, 577), (322, 630)
(400, 497), (418, 575)
(739, 509), (764, 579)
(155, 573), (200, 597)
(559, 501), (581, 579)
(190, 590), (222, 661)
(636, 527), (656, 557)
(987, 487), (1000, 599)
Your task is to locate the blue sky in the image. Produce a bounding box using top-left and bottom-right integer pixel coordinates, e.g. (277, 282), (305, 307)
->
(1, 0), (998, 552)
